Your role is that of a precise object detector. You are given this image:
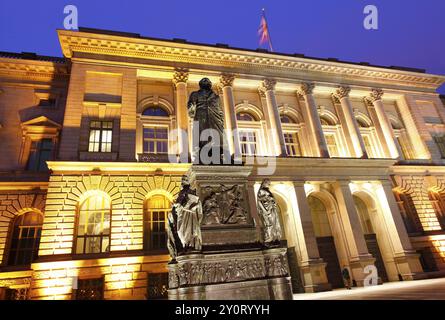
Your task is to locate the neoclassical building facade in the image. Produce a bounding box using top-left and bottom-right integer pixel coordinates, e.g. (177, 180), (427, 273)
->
(0, 27), (445, 299)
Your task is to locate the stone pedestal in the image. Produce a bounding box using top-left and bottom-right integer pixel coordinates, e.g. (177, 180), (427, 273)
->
(168, 248), (293, 300)
(168, 165), (293, 300)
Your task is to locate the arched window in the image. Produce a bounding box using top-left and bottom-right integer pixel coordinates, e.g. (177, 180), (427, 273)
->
(353, 196), (374, 234)
(141, 106), (169, 155)
(394, 191), (423, 234)
(318, 114), (342, 157)
(319, 115), (335, 126)
(307, 195), (332, 237)
(142, 106), (169, 117)
(8, 211), (43, 266)
(237, 112), (256, 122)
(237, 112), (260, 156)
(280, 114), (302, 157)
(356, 117), (370, 128)
(75, 194), (111, 254)
(145, 195), (171, 251)
(280, 115), (296, 124)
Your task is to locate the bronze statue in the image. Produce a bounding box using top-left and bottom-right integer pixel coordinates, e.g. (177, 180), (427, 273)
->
(188, 77), (227, 164)
(257, 179), (282, 246)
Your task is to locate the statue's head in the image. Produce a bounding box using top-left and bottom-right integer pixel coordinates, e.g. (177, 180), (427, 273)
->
(199, 77), (212, 90)
(261, 178), (271, 188)
(181, 175), (190, 187)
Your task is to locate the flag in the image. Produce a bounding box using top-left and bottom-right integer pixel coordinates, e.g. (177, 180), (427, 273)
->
(258, 8), (273, 52)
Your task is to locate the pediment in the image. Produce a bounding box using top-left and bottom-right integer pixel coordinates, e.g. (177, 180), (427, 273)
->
(21, 116), (61, 129)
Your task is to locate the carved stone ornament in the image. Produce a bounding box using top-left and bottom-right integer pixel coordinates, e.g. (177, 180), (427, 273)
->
(261, 78), (277, 92)
(219, 74), (235, 88)
(201, 184), (248, 226)
(264, 254), (290, 277)
(258, 86), (266, 98)
(172, 68), (189, 86)
(298, 82), (315, 96)
(168, 249), (290, 289)
(369, 88), (384, 102)
(171, 258), (267, 288)
(333, 86), (351, 100)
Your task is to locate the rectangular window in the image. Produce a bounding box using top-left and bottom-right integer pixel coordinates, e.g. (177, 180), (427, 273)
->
(239, 131), (258, 156)
(27, 138), (53, 171)
(283, 132), (302, 157)
(324, 134), (340, 158)
(147, 209), (167, 250)
(396, 136), (412, 160)
(362, 135), (376, 159)
(434, 135), (445, 159)
(143, 127), (168, 154)
(74, 278), (104, 300)
(88, 121), (113, 153)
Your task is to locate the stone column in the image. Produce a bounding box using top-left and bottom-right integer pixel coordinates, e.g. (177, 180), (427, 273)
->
(219, 74), (241, 160)
(173, 69), (189, 159)
(396, 96), (430, 159)
(293, 182), (331, 292)
(378, 180), (424, 280)
(365, 89), (399, 159)
(364, 97), (391, 158)
(332, 86), (368, 158)
(297, 83), (330, 158)
(260, 79), (287, 156)
(333, 181), (375, 286)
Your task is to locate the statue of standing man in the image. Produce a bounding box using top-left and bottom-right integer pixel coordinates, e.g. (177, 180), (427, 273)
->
(257, 179), (282, 246)
(188, 77), (228, 164)
(170, 175), (203, 254)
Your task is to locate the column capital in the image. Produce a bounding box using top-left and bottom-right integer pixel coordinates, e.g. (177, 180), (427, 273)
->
(369, 88), (384, 102)
(215, 84), (224, 96)
(219, 73), (235, 88)
(258, 86), (266, 98)
(297, 82), (315, 96)
(333, 86), (351, 101)
(172, 68), (189, 86)
(261, 78), (277, 92)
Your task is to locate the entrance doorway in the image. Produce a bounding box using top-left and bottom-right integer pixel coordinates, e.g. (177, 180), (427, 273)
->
(308, 195), (344, 289)
(353, 195), (388, 282)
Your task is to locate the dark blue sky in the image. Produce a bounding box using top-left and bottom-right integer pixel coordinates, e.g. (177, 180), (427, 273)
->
(1, 0), (444, 93)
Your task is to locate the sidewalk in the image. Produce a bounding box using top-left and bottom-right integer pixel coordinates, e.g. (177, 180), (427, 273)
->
(293, 278), (445, 300)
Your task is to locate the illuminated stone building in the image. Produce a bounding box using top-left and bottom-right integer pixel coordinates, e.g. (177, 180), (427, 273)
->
(0, 28), (445, 299)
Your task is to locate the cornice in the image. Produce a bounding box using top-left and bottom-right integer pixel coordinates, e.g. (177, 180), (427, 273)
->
(0, 57), (69, 83)
(58, 30), (445, 91)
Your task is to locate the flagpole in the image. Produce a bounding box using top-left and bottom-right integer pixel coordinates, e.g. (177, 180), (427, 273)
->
(262, 8), (274, 52)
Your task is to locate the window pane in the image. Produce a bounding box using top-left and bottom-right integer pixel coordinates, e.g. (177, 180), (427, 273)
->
(38, 150), (51, 171)
(8, 212), (42, 266)
(142, 107), (169, 117)
(89, 121), (113, 153)
(76, 195), (111, 254)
